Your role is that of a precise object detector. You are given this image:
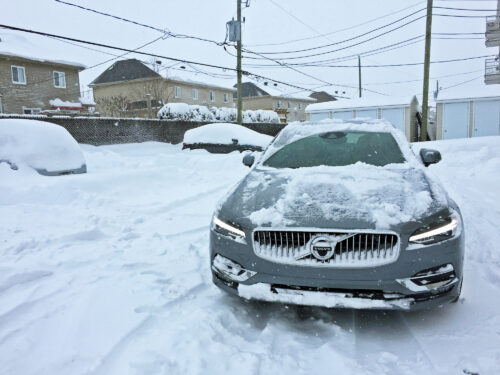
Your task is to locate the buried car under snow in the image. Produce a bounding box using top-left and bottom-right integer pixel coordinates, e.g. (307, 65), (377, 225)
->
(0, 119), (86, 176)
(210, 119), (464, 311)
(182, 123), (273, 153)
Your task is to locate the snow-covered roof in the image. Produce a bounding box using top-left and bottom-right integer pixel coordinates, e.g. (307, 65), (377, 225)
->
(166, 74), (236, 91)
(435, 85), (500, 102)
(241, 81), (316, 101)
(306, 96), (417, 112)
(0, 31), (86, 69)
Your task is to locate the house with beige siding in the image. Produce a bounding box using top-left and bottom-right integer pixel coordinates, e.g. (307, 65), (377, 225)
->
(234, 82), (316, 122)
(90, 59), (235, 118)
(0, 33), (85, 114)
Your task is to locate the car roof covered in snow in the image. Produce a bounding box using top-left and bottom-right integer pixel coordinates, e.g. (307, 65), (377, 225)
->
(262, 119), (414, 164)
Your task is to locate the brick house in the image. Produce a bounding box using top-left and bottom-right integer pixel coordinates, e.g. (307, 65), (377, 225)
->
(90, 59), (236, 118)
(234, 81), (316, 122)
(0, 34), (85, 114)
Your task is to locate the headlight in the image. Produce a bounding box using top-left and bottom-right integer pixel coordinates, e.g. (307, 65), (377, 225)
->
(212, 216), (246, 238)
(409, 211), (461, 245)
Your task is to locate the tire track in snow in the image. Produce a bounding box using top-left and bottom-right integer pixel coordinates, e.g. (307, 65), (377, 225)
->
(352, 310), (439, 374)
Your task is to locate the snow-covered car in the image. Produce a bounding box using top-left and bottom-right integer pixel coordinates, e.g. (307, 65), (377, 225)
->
(210, 120), (464, 311)
(182, 123), (273, 153)
(0, 119), (87, 176)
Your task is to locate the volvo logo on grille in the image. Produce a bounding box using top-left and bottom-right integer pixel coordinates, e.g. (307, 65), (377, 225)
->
(310, 235), (337, 261)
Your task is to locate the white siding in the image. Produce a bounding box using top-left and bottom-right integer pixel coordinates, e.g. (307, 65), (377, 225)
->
(310, 112), (330, 122)
(473, 100), (500, 137)
(381, 107), (405, 133)
(332, 110), (354, 120)
(356, 109), (378, 119)
(442, 102), (469, 139)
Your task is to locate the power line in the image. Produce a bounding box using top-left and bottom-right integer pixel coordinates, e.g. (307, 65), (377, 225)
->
(243, 54), (495, 68)
(0, 24), (330, 96)
(245, 1), (426, 47)
(53, 0), (227, 47)
(248, 9), (427, 56)
(238, 35), (426, 67)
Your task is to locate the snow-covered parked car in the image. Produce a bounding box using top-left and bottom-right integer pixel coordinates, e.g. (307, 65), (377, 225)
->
(210, 119), (464, 311)
(182, 123), (273, 153)
(0, 119), (87, 176)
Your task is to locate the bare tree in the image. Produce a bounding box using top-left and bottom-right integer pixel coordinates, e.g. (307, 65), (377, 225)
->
(95, 95), (129, 117)
(132, 78), (172, 118)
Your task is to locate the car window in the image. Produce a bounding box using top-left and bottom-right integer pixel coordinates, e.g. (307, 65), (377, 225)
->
(262, 131), (406, 168)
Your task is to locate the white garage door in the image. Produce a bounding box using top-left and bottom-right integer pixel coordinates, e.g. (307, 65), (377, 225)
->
(443, 102), (469, 139)
(332, 111), (354, 120)
(355, 109), (378, 119)
(473, 100), (500, 137)
(381, 108), (405, 133)
(310, 112), (330, 122)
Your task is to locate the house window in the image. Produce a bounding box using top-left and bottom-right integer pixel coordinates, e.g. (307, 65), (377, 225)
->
(174, 86), (181, 98)
(287, 101), (291, 109)
(298, 103), (302, 110)
(277, 100), (281, 109)
(210, 91), (215, 102)
(224, 93), (229, 103)
(53, 71), (66, 88)
(192, 88), (198, 100)
(22, 107), (41, 115)
(11, 66), (26, 84)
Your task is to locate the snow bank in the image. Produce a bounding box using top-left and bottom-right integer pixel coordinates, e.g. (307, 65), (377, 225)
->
(157, 103), (280, 123)
(49, 98), (82, 108)
(0, 136), (500, 374)
(0, 119), (86, 172)
(183, 123), (272, 147)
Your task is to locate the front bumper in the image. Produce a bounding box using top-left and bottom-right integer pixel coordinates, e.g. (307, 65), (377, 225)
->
(212, 265), (461, 311)
(210, 224), (464, 311)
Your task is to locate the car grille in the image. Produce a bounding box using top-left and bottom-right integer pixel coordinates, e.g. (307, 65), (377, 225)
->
(253, 230), (400, 268)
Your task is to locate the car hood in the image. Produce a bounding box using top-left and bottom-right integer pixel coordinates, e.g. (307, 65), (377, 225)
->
(219, 163), (450, 231)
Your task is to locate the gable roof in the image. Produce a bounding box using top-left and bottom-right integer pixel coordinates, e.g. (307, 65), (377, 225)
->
(0, 31), (86, 69)
(309, 91), (337, 103)
(233, 81), (316, 101)
(234, 82), (270, 98)
(90, 59), (161, 85)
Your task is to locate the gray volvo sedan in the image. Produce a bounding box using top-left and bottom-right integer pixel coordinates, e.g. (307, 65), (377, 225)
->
(210, 120), (464, 310)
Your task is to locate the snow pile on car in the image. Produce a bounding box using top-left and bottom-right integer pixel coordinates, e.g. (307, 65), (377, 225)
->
(0, 119), (86, 173)
(157, 103), (280, 123)
(183, 123), (273, 147)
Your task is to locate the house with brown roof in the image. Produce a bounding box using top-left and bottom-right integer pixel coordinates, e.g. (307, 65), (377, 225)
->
(234, 81), (316, 122)
(0, 32), (85, 114)
(90, 59), (235, 118)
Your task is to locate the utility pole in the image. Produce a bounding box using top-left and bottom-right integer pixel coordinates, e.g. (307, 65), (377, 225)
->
(236, 0), (243, 125)
(358, 55), (362, 98)
(420, 0), (433, 142)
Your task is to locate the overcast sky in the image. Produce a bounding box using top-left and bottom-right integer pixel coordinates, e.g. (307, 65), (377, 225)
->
(1, 0), (497, 100)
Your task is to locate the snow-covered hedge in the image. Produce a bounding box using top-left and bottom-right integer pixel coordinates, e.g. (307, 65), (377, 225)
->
(157, 103), (279, 123)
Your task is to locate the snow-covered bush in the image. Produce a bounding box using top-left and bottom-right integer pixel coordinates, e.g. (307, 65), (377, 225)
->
(157, 103), (279, 123)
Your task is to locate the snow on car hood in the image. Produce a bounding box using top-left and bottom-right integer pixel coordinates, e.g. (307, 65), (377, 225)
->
(221, 163), (449, 230)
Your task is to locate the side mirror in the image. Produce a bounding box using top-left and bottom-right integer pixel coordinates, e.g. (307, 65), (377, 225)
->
(242, 154), (255, 168)
(420, 148), (441, 167)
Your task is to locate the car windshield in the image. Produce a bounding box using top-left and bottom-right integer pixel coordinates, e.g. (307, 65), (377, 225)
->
(262, 131), (406, 168)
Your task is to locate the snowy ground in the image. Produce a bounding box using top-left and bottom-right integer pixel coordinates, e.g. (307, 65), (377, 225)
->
(1, 136), (500, 375)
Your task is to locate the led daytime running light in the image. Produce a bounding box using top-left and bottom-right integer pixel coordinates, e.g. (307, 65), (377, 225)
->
(213, 216), (246, 238)
(409, 219), (458, 242)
